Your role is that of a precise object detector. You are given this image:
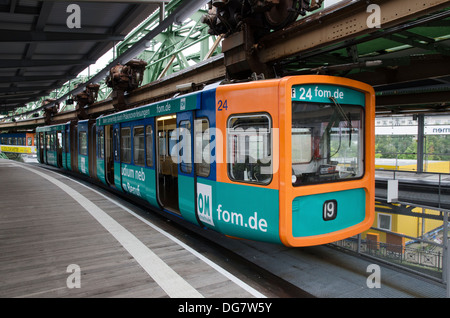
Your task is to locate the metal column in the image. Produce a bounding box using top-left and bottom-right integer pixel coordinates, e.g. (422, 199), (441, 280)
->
(416, 114), (425, 173)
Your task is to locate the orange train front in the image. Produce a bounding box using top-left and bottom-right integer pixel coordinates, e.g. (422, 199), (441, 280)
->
(37, 75), (375, 247)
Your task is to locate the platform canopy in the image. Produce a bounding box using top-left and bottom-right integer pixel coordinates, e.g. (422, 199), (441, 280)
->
(0, 0), (168, 114)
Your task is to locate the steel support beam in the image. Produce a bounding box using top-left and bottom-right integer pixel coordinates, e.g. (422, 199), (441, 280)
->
(417, 114), (425, 173)
(348, 54), (450, 87)
(257, 0), (450, 64)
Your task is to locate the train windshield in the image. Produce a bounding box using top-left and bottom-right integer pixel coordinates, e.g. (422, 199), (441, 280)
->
(291, 101), (364, 186)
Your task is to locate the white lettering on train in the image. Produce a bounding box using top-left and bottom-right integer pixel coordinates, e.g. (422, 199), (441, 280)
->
(217, 204), (268, 232)
(121, 165), (145, 181)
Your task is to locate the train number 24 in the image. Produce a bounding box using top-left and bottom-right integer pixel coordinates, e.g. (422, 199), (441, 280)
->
(217, 100), (228, 111)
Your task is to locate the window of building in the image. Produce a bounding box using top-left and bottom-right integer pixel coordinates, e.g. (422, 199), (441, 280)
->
(378, 213), (392, 231)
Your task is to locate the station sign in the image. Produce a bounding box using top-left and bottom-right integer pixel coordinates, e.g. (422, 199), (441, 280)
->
(376, 125), (450, 135)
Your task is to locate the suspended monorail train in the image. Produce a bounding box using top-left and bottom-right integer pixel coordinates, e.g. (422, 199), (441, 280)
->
(36, 75), (375, 247)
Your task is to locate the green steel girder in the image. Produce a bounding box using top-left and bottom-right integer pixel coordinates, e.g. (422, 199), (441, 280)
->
(117, 2), (220, 84)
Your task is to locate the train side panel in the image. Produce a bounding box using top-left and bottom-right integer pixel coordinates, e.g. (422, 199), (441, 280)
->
(212, 79), (282, 244)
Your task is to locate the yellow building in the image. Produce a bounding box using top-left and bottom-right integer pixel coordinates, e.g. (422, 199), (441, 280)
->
(362, 201), (443, 246)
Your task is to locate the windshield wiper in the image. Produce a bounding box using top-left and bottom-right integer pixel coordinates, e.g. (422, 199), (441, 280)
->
(329, 96), (352, 147)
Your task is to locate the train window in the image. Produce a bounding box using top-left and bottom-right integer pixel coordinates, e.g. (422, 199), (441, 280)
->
(227, 114), (272, 185)
(39, 134), (44, 149)
(57, 132), (63, 150)
(146, 125), (153, 167)
(133, 126), (145, 166)
(50, 134), (55, 151)
(27, 137), (32, 146)
(121, 127), (131, 163)
(292, 128), (312, 164)
(79, 131), (87, 155)
(179, 120), (192, 174)
(169, 130), (177, 158)
(158, 131), (167, 156)
(194, 118), (210, 177)
(291, 102), (364, 186)
(98, 129), (104, 159)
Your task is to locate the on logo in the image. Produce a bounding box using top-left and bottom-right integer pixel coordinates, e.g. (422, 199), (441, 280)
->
(197, 183), (214, 226)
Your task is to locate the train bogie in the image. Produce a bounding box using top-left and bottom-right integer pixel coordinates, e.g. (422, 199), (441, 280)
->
(36, 75), (375, 247)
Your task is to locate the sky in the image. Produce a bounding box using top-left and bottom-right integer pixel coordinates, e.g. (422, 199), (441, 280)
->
(324, 0), (343, 7)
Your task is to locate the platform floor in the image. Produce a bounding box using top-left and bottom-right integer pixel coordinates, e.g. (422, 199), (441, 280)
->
(1, 159), (447, 298)
(0, 159), (264, 298)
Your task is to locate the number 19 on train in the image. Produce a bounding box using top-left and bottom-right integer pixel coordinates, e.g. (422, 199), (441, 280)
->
(323, 200), (337, 221)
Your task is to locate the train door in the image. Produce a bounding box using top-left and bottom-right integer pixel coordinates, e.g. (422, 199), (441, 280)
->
(156, 114), (179, 212)
(177, 111), (195, 218)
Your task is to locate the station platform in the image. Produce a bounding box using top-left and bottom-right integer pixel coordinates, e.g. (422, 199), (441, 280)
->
(0, 159), (447, 298)
(0, 159), (265, 298)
